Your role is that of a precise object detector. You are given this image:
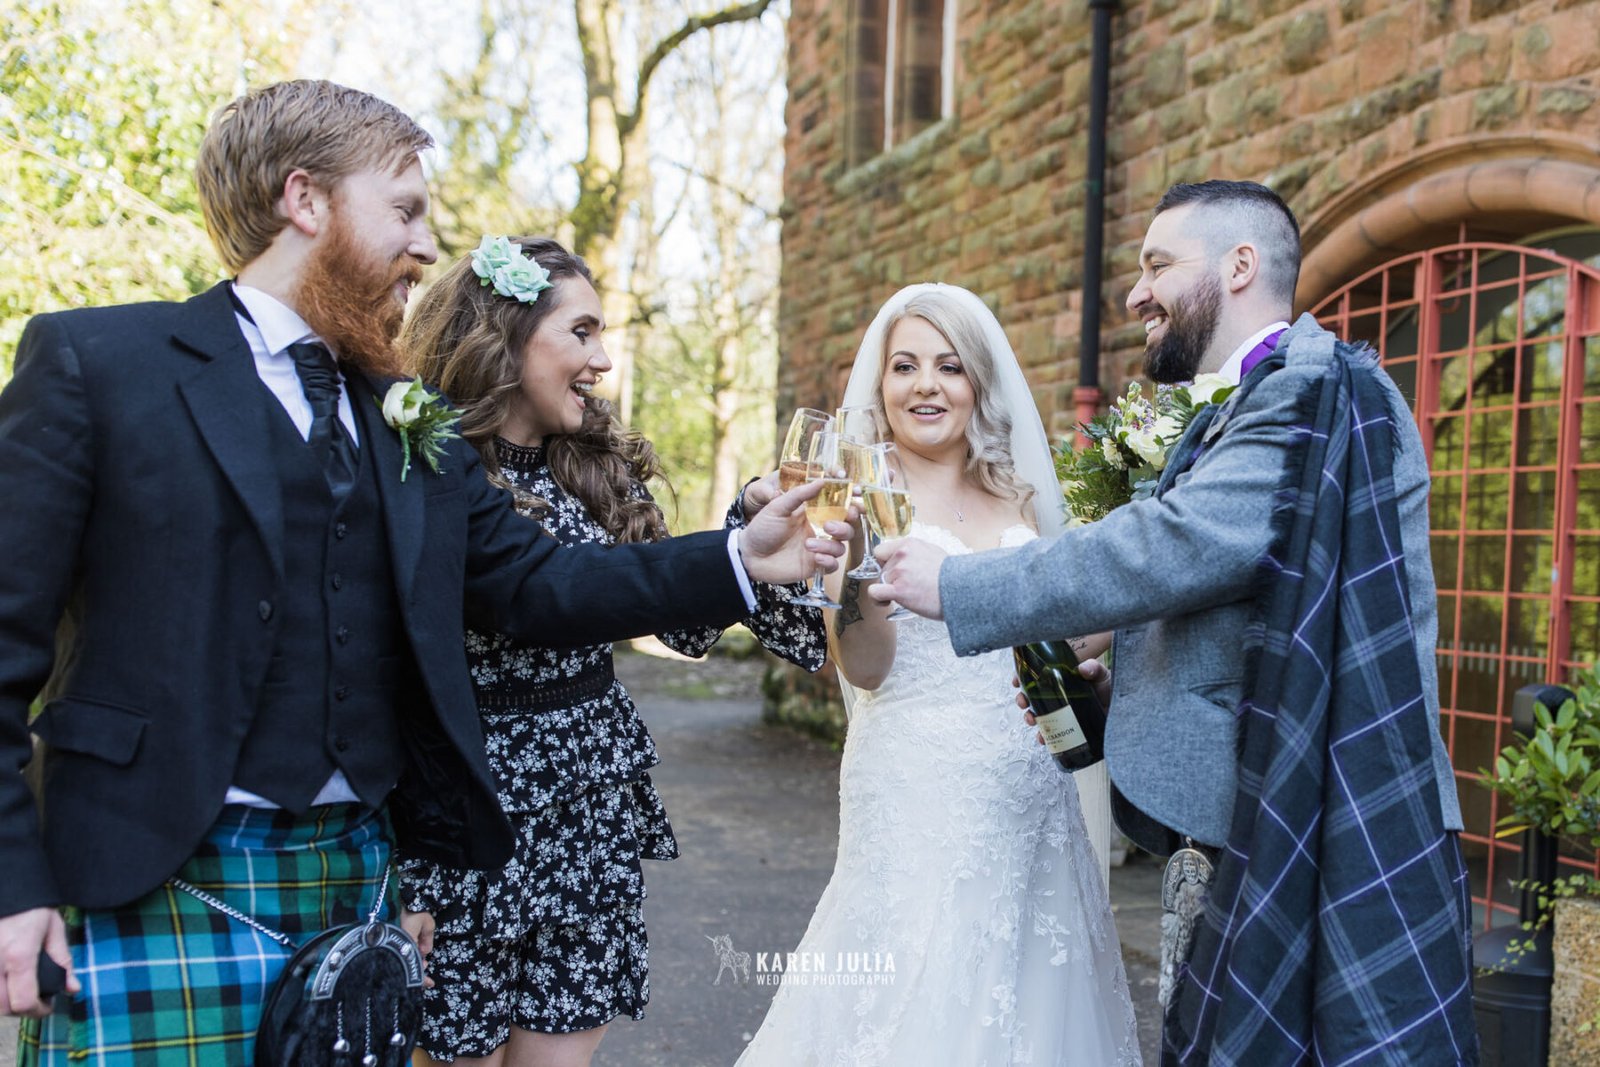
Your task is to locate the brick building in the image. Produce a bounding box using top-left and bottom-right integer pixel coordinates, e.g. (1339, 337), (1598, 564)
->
(775, 0), (1600, 925)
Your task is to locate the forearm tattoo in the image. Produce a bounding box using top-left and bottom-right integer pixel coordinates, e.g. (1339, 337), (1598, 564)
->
(834, 578), (864, 636)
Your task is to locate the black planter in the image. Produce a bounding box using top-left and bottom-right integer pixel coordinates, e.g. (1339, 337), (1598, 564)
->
(1471, 683), (1577, 1067)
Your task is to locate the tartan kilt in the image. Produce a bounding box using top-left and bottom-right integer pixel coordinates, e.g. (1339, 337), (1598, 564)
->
(17, 803), (393, 1066)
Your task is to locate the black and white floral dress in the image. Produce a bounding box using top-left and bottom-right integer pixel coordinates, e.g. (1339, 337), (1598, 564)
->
(401, 439), (825, 1058)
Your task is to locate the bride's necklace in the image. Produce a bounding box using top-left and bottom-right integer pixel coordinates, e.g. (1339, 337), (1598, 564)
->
(951, 482), (973, 523)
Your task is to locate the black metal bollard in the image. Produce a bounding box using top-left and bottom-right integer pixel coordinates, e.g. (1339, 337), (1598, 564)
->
(1472, 683), (1576, 1067)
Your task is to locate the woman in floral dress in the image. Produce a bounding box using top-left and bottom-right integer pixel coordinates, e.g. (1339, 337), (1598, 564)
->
(398, 236), (825, 1067)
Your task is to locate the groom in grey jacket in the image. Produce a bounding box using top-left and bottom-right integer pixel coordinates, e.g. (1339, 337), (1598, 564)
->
(874, 182), (1461, 853)
(871, 188), (1477, 1056)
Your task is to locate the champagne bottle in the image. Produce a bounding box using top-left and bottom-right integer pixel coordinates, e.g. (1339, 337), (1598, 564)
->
(1012, 639), (1106, 772)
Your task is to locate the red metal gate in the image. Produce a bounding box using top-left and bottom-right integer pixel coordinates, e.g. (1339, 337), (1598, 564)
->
(1311, 241), (1600, 926)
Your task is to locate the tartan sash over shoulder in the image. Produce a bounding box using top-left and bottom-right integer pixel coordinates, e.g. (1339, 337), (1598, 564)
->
(1166, 348), (1478, 1065)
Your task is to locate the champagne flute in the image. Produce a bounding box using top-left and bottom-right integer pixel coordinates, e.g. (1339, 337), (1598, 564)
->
(779, 408), (834, 492)
(835, 405), (885, 446)
(860, 456), (915, 621)
(846, 442), (902, 580)
(834, 406), (880, 500)
(790, 430), (850, 608)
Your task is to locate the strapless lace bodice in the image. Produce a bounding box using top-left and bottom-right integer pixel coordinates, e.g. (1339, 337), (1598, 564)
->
(737, 523), (1140, 1066)
(850, 520), (1037, 727)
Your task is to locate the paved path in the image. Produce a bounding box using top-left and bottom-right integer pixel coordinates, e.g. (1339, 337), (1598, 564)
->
(0, 649), (1163, 1066)
(595, 649), (1164, 1065)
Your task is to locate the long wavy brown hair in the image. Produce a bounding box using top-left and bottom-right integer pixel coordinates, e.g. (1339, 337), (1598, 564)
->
(400, 236), (670, 543)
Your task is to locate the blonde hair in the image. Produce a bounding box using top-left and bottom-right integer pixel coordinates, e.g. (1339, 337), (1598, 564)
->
(401, 236), (671, 544)
(196, 80), (433, 273)
(876, 291), (1034, 506)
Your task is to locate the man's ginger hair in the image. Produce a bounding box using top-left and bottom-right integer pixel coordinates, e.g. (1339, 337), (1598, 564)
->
(196, 80), (433, 273)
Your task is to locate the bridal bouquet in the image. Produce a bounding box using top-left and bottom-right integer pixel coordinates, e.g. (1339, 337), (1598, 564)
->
(1055, 374), (1235, 525)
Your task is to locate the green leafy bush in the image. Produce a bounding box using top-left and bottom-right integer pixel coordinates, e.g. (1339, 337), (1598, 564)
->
(1484, 662), (1600, 851)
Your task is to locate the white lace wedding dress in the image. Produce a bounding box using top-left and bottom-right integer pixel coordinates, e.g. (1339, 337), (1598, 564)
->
(738, 524), (1140, 1066)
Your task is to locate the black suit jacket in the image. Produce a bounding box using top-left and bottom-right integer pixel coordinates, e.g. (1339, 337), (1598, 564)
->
(0, 283), (749, 913)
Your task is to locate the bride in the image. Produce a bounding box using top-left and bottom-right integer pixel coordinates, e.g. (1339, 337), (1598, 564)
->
(737, 284), (1139, 1065)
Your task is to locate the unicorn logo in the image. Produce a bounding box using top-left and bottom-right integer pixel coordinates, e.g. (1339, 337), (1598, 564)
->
(706, 933), (751, 985)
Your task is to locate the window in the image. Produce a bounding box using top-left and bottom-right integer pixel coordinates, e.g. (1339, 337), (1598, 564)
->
(1312, 230), (1600, 928)
(846, 0), (951, 167)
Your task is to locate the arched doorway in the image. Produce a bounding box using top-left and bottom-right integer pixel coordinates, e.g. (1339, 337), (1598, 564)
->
(1311, 234), (1600, 927)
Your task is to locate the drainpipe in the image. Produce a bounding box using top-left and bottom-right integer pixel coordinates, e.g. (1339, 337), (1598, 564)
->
(1074, 0), (1118, 443)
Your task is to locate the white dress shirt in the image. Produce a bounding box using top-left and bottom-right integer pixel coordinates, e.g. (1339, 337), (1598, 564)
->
(1216, 320), (1290, 386)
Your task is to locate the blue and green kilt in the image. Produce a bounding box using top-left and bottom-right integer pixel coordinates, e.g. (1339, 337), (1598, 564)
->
(17, 803), (393, 1066)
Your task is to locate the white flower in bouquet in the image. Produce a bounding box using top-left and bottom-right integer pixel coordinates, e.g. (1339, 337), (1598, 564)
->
(1186, 373), (1232, 406)
(1100, 435), (1126, 469)
(1124, 414), (1184, 469)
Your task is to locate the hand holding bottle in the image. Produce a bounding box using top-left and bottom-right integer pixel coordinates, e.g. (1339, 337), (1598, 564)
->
(1016, 657), (1113, 739)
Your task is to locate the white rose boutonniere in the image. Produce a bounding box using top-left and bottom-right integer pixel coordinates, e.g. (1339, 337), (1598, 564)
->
(1185, 372), (1233, 407)
(379, 379), (461, 481)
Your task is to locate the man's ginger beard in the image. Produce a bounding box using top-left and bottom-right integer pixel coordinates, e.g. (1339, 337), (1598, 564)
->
(293, 206), (423, 379)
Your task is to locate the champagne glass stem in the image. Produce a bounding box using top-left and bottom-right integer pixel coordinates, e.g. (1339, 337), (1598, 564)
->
(846, 525), (882, 580)
(787, 539), (844, 609)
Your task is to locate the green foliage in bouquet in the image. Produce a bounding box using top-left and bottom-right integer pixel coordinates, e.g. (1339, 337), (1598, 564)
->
(1054, 375), (1237, 524)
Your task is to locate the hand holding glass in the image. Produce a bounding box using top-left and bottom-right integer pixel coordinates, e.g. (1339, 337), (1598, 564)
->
(789, 430), (850, 609)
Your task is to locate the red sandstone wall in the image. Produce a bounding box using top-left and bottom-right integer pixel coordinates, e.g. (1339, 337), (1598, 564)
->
(780, 0), (1600, 437)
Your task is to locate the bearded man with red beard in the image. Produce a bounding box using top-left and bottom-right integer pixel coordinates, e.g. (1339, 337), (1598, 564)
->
(0, 79), (846, 1065)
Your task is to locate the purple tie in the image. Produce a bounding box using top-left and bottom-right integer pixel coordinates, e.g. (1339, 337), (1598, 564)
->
(1238, 328), (1288, 380)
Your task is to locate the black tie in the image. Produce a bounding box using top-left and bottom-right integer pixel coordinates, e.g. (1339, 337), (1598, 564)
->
(286, 342), (358, 499)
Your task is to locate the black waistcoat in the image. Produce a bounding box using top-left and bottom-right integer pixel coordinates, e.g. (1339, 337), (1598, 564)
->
(231, 395), (408, 811)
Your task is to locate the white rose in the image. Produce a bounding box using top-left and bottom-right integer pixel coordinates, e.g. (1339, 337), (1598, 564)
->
(1124, 426), (1165, 468)
(382, 379), (428, 427)
(1187, 373), (1232, 406)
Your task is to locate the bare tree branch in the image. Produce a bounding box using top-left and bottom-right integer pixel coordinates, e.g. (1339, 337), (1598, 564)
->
(657, 157), (776, 219)
(620, 0), (773, 137)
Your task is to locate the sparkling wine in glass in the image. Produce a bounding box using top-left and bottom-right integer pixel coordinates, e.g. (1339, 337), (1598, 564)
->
(779, 408), (833, 492)
(788, 430), (850, 609)
(846, 442), (902, 581)
(805, 478), (854, 533)
(861, 482), (916, 620)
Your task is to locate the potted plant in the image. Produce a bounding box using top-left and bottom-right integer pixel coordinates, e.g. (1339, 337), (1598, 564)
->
(1483, 662), (1600, 1064)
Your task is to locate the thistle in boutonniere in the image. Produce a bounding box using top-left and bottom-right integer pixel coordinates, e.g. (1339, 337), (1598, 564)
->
(380, 379), (460, 481)
(1054, 373), (1237, 524)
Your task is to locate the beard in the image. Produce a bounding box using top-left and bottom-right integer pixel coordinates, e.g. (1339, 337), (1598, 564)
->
(293, 211), (424, 379)
(1141, 272), (1222, 384)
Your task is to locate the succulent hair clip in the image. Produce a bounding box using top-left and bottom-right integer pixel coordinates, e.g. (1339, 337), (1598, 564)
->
(469, 235), (554, 304)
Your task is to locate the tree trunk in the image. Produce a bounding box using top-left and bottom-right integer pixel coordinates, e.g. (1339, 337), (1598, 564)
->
(570, 0), (775, 427)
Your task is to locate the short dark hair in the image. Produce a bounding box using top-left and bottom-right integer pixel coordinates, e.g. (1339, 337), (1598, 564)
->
(1154, 181), (1302, 304)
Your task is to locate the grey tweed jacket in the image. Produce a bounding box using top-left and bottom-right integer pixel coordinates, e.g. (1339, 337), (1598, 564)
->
(941, 313), (1463, 848)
